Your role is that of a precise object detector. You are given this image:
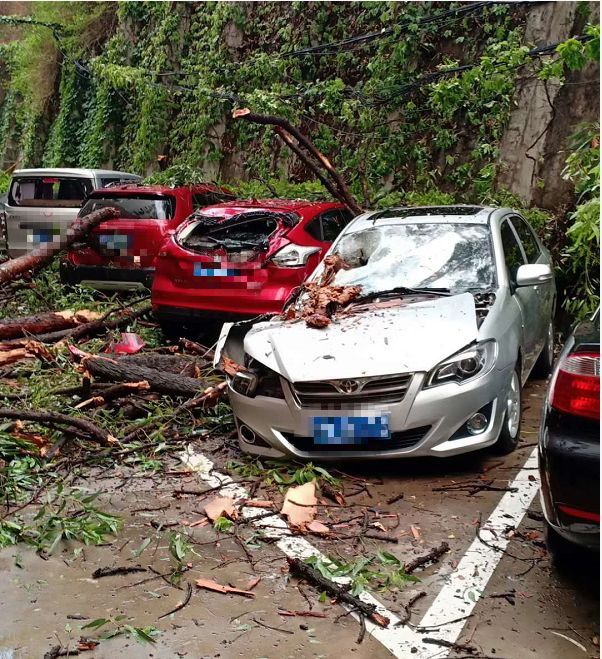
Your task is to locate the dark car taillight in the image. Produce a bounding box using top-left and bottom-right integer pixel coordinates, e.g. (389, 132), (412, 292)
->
(550, 351), (600, 420)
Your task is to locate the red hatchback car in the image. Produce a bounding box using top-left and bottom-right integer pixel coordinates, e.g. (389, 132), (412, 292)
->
(60, 183), (235, 291)
(152, 199), (353, 333)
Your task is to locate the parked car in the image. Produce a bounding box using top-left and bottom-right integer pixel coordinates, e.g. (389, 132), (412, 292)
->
(152, 199), (354, 334)
(539, 310), (599, 560)
(216, 205), (556, 460)
(60, 183), (235, 291)
(2, 168), (141, 257)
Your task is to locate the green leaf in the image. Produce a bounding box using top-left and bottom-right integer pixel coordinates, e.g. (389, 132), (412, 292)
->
(82, 618), (109, 630)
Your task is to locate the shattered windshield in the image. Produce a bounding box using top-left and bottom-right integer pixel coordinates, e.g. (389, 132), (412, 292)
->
(314, 223), (495, 294)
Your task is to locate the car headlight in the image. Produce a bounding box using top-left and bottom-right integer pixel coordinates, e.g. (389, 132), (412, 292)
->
(425, 340), (497, 387)
(230, 358), (284, 399)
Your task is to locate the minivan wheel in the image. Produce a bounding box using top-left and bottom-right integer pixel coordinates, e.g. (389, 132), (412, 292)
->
(492, 366), (522, 455)
(532, 321), (554, 378)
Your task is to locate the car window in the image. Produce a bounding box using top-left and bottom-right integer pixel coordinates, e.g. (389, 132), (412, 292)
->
(510, 215), (541, 263)
(500, 220), (526, 282)
(9, 177), (93, 208)
(100, 177), (138, 187)
(305, 217), (323, 241)
(192, 192), (235, 210)
(80, 195), (175, 220)
(321, 210), (353, 242)
(312, 222), (495, 294)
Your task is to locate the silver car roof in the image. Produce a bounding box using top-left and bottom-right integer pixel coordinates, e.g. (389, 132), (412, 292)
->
(347, 205), (507, 232)
(13, 168), (141, 179)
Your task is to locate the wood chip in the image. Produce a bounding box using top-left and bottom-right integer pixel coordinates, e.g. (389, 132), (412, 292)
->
(307, 520), (331, 535)
(243, 499), (274, 509)
(411, 525), (421, 540)
(281, 481), (317, 528)
(278, 609), (328, 618)
(196, 578), (255, 598)
(204, 496), (237, 522)
(244, 576), (261, 591)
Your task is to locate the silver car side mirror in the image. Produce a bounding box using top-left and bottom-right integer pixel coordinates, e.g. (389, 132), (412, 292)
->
(515, 263), (553, 287)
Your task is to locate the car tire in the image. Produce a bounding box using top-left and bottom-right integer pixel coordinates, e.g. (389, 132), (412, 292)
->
(492, 365), (522, 455)
(532, 321), (554, 378)
(546, 523), (575, 569)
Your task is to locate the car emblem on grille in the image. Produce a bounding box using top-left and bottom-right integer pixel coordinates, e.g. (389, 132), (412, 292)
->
(337, 379), (361, 394)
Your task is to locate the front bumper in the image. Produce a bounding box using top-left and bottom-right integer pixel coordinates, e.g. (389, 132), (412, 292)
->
(228, 364), (514, 460)
(539, 410), (599, 550)
(60, 262), (153, 291)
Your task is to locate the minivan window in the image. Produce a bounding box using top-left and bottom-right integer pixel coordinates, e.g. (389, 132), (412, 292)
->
(80, 195), (175, 220)
(9, 177), (92, 208)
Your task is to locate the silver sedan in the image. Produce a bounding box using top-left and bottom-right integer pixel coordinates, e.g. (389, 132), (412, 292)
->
(216, 205), (556, 460)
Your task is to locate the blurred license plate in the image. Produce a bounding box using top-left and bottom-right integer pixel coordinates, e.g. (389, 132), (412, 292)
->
(31, 230), (56, 245)
(194, 263), (241, 277)
(312, 416), (390, 445)
(99, 234), (131, 252)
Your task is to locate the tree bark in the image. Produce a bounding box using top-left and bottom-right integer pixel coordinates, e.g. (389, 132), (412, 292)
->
(0, 206), (119, 286)
(0, 311), (97, 340)
(4, 303), (151, 345)
(0, 407), (117, 445)
(233, 109), (362, 215)
(82, 355), (211, 397)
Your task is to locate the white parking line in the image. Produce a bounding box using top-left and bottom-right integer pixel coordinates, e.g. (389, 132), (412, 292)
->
(180, 445), (540, 658)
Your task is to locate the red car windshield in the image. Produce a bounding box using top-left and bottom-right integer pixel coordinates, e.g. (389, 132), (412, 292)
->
(80, 195), (176, 220)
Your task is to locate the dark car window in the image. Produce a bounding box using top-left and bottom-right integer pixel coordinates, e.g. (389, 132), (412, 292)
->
(9, 177), (92, 208)
(192, 192), (235, 210)
(321, 209), (353, 242)
(500, 220), (526, 282)
(80, 195), (175, 220)
(306, 210), (353, 243)
(305, 217), (323, 241)
(510, 215), (541, 263)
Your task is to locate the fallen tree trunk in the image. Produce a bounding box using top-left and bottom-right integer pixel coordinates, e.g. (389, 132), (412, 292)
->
(4, 303), (151, 345)
(0, 206), (119, 286)
(0, 310), (100, 340)
(82, 355), (211, 397)
(117, 353), (210, 376)
(0, 408), (117, 445)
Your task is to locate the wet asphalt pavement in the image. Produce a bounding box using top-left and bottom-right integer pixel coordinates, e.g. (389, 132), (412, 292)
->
(0, 378), (598, 659)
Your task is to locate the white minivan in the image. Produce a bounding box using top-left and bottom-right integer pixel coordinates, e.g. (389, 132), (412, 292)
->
(1, 168), (141, 257)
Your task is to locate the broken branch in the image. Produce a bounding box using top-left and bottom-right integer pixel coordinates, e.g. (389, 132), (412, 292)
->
(0, 408), (118, 446)
(0, 207), (119, 286)
(287, 557), (389, 627)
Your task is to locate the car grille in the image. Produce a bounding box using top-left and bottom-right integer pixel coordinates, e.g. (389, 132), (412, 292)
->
(290, 373), (413, 408)
(281, 425), (431, 452)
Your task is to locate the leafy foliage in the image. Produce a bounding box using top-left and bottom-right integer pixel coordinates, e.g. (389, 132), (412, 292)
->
(560, 122), (600, 319)
(305, 551), (420, 597)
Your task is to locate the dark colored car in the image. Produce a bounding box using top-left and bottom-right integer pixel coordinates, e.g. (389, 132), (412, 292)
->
(539, 310), (599, 559)
(60, 183), (235, 291)
(151, 199), (353, 334)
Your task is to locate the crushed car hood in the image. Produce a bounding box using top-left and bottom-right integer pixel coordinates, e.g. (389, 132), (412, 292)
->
(244, 293), (478, 381)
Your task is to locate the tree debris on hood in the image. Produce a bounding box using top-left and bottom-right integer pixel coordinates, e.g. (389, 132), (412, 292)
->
(282, 254), (362, 329)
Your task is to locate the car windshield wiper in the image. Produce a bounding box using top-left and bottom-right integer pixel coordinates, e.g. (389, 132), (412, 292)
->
(353, 286), (451, 304)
